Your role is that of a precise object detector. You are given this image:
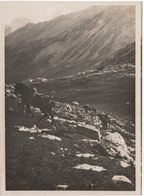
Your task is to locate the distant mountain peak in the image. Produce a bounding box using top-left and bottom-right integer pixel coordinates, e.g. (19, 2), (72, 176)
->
(5, 18), (32, 35)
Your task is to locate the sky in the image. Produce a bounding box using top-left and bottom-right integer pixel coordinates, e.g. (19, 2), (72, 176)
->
(2, 1), (98, 27)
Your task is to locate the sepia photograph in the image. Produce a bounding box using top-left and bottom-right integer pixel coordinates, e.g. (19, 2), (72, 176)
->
(0, 1), (142, 194)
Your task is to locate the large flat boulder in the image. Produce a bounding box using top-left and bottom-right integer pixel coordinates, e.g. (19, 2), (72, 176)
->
(76, 123), (101, 141)
(53, 117), (101, 141)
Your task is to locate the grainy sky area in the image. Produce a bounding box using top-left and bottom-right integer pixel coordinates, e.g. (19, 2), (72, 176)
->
(3, 1), (98, 26)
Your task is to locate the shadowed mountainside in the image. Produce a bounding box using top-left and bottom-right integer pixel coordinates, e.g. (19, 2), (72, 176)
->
(5, 5), (135, 82)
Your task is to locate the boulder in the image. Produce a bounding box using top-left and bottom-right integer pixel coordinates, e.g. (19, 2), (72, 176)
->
(76, 123), (102, 141)
(56, 185), (68, 190)
(119, 160), (130, 168)
(112, 175), (132, 185)
(100, 132), (131, 160)
(72, 101), (79, 106)
(16, 125), (41, 133)
(41, 134), (62, 141)
(111, 175), (134, 190)
(73, 163), (106, 172)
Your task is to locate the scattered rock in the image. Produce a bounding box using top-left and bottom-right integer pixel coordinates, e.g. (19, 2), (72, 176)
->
(30, 125), (41, 133)
(51, 152), (55, 155)
(74, 144), (79, 148)
(119, 160), (130, 168)
(80, 139), (99, 143)
(32, 107), (41, 114)
(29, 136), (35, 140)
(56, 184), (68, 190)
(41, 134), (62, 141)
(15, 125), (41, 133)
(76, 153), (94, 158)
(9, 107), (14, 112)
(16, 126), (31, 132)
(72, 101), (79, 106)
(112, 175), (132, 185)
(41, 128), (53, 134)
(73, 164), (106, 172)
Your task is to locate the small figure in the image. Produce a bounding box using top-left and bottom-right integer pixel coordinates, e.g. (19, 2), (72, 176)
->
(98, 113), (110, 129)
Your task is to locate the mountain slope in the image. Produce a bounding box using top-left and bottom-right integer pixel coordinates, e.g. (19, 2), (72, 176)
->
(23, 42), (135, 122)
(5, 5), (135, 82)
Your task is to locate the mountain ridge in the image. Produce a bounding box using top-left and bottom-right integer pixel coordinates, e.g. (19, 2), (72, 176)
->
(5, 5), (135, 82)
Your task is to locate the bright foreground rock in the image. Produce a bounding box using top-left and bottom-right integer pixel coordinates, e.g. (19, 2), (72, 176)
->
(56, 184), (68, 190)
(15, 125), (41, 133)
(41, 134), (62, 141)
(112, 175), (132, 185)
(100, 132), (132, 160)
(73, 164), (106, 172)
(76, 153), (94, 158)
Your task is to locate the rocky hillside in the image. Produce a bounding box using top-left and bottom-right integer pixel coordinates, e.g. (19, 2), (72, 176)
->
(6, 85), (135, 190)
(5, 5), (135, 82)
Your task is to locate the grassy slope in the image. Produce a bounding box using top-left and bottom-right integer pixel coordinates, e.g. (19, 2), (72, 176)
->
(30, 67), (135, 122)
